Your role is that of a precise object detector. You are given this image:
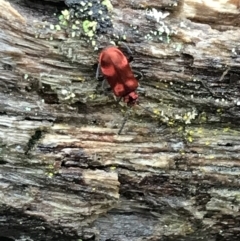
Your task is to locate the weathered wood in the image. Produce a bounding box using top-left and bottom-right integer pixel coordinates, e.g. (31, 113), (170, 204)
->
(0, 0), (240, 240)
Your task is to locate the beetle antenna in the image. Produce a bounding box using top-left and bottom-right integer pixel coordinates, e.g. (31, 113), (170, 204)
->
(119, 42), (133, 55)
(118, 107), (132, 135)
(118, 41), (134, 63)
(133, 70), (143, 81)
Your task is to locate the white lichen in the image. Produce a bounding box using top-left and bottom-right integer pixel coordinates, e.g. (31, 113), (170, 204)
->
(183, 109), (198, 124)
(146, 8), (170, 22)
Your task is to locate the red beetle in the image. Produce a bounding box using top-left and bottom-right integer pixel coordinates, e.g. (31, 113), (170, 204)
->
(96, 45), (141, 134)
(96, 46), (139, 106)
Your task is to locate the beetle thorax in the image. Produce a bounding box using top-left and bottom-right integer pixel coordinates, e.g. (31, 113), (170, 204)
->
(100, 47), (128, 76)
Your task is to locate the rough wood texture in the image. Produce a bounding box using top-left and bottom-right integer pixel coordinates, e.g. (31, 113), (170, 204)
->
(0, 0), (240, 240)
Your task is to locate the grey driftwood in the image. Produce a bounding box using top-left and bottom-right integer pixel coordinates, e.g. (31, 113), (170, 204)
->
(0, 0), (240, 240)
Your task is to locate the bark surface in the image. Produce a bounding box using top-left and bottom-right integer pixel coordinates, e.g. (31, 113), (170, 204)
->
(0, 0), (240, 240)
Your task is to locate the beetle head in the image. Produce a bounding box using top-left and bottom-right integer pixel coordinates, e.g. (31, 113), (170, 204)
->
(124, 91), (139, 106)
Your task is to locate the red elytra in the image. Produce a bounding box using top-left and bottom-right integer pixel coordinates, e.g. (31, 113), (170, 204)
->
(98, 46), (139, 106)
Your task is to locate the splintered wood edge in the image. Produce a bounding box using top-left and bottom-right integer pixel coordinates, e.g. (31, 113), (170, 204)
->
(0, 0), (25, 24)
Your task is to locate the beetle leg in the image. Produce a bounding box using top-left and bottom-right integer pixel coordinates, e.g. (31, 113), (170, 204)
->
(133, 70), (143, 80)
(136, 86), (145, 94)
(101, 79), (112, 94)
(96, 63), (101, 80)
(128, 56), (134, 63)
(101, 79), (106, 90)
(118, 106), (132, 135)
(112, 95), (121, 103)
(117, 97), (122, 103)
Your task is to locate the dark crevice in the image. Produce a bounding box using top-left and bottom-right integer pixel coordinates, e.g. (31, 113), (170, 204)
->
(23, 116), (54, 123)
(0, 111), (7, 115)
(0, 237), (15, 241)
(217, 142), (233, 147)
(181, 53), (194, 66)
(2, 64), (13, 71)
(38, 83), (59, 104)
(25, 130), (42, 155)
(0, 206), (79, 241)
(0, 159), (8, 165)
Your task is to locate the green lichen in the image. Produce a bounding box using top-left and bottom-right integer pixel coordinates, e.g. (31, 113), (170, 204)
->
(46, 172), (54, 178)
(185, 130), (194, 143)
(82, 20), (97, 38)
(61, 9), (70, 20)
(59, 0), (113, 40)
(198, 112), (207, 123)
(175, 43), (183, 52)
(24, 74), (29, 80)
(102, 0), (113, 12)
(49, 24), (55, 30)
(55, 25), (61, 31)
